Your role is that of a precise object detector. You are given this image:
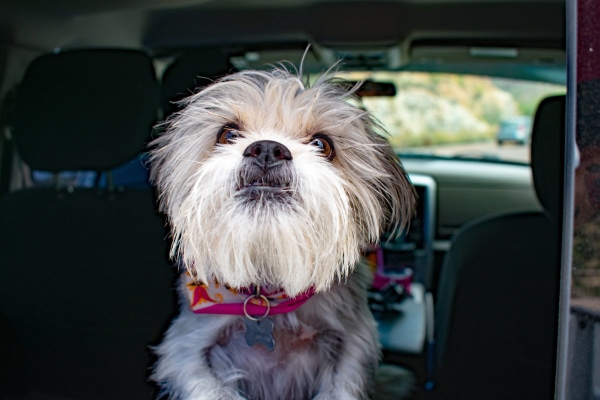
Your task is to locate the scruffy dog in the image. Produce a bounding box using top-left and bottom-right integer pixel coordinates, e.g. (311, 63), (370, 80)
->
(149, 66), (415, 400)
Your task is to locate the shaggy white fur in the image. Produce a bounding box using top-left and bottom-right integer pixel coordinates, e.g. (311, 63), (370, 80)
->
(150, 66), (415, 400)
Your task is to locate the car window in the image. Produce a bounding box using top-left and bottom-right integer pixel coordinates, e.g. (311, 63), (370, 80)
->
(336, 71), (566, 164)
(29, 153), (151, 189)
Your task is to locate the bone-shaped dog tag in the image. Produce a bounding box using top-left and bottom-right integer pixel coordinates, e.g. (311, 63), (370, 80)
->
(243, 317), (275, 351)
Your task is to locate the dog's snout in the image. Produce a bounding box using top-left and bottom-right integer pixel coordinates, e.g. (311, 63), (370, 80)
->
(243, 140), (292, 168)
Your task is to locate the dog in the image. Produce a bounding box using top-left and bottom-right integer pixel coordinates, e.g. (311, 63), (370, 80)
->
(149, 65), (416, 400)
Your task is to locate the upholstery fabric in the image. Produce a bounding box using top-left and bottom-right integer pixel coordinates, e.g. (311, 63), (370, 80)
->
(12, 50), (159, 171)
(0, 49), (175, 399)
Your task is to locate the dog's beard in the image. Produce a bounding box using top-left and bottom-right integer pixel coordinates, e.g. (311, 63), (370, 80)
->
(169, 140), (361, 297)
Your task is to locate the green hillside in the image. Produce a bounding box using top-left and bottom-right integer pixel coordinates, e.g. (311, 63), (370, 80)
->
(338, 71), (565, 149)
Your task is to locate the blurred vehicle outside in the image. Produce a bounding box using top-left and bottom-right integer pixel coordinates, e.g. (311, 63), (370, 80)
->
(496, 116), (533, 146)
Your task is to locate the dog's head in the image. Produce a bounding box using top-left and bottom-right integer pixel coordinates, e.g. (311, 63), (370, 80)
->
(150, 67), (415, 296)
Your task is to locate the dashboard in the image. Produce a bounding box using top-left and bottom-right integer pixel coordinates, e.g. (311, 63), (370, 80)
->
(403, 158), (541, 242)
(378, 157), (540, 289)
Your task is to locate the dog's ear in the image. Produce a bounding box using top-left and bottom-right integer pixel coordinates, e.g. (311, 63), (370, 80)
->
(359, 111), (417, 238)
(319, 76), (416, 240)
(377, 137), (417, 239)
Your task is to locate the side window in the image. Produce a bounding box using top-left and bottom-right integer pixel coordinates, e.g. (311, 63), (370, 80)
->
(30, 153), (151, 189)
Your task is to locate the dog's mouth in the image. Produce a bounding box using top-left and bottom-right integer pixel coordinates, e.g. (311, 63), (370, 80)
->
(239, 177), (291, 190)
(236, 171), (294, 202)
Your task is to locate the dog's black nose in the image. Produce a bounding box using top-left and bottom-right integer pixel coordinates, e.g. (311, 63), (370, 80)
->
(243, 140), (293, 169)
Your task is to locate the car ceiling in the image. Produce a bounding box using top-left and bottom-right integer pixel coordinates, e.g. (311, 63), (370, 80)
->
(0, 0), (567, 81)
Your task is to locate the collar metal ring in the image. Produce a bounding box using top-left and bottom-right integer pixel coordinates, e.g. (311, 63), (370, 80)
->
(243, 293), (271, 321)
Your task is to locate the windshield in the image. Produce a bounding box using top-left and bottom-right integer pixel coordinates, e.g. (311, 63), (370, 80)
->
(337, 71), (566, 164)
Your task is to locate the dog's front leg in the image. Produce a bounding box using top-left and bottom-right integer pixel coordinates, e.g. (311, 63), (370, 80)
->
(311, 329), (378, 400)
(324, 340), (378, 399)
(312, 318), (379, 399)
(152, 311), (244, 400)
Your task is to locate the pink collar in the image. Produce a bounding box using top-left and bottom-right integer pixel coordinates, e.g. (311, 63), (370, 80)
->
(183, 273), (315, 318)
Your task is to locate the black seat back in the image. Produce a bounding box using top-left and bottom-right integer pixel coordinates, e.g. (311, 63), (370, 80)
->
(0, 50), (177, 399)
(433, 96), (565, 399)
(161, 49), (230, 117)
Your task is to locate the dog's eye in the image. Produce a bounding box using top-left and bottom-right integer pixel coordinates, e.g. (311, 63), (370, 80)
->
(308, 134), (334, 160)
(217, 124), (243, 145)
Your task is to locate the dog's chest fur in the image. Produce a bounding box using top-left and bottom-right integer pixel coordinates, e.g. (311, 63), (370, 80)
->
(157, 262), (378, 400)
(210, 314), (340, 399)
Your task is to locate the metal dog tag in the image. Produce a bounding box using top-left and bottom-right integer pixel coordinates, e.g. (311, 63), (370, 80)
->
(243, 317), (275, 351)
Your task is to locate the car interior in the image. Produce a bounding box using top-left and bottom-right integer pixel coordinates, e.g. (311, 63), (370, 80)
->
(0, 1), (576, 399)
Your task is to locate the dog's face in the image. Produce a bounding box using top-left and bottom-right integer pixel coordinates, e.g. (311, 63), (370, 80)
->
(151, 68), (415, 296)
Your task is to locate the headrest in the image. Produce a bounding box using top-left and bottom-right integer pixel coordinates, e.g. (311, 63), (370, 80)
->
(161, 49), (230, 117)
(12, 50), (159, 172)
(530, 95), (566, 220)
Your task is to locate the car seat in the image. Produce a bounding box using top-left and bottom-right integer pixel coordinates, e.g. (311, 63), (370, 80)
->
(161, 48), (231, 118)
(0, 50), (177, 400)
(432, 95), (565, 399)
